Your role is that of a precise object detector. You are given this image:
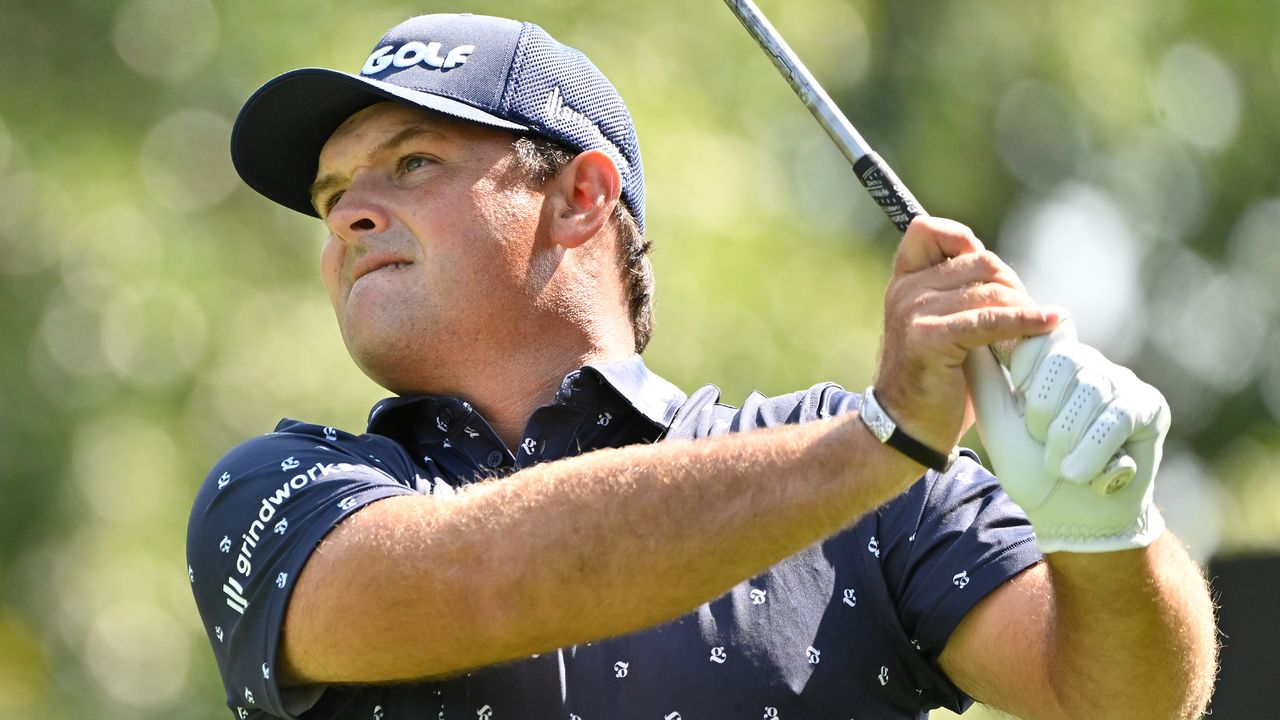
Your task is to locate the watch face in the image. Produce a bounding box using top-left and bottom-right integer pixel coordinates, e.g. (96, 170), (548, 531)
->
(862, 390), (895, 443)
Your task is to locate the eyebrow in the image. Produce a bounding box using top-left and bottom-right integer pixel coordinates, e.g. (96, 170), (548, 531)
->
(309, 125), (450, 212)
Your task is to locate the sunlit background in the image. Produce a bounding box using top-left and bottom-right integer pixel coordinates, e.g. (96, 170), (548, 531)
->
(0, 0), (1276, 716)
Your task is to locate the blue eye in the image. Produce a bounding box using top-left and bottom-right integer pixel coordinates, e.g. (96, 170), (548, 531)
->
(401, 155), (430, 172)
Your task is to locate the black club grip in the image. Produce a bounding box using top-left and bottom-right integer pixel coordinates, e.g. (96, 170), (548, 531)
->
(852, 152), (926, 233)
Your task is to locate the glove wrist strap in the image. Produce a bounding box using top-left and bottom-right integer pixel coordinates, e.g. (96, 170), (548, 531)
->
(1033, 503), (1166, 554)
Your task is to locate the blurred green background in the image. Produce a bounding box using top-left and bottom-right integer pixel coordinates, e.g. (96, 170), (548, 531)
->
(1, 0), (1276, 716)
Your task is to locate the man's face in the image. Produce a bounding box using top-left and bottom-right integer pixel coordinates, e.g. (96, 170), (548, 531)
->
(314, 101), (547, 392)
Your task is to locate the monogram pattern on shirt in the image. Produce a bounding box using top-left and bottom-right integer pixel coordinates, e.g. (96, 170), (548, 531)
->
(190, 372), (1027, 719)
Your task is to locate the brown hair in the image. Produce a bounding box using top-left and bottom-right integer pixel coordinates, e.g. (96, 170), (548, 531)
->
(512, 135), (654, 353)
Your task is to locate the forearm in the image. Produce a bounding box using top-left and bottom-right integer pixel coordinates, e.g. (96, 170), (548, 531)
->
(1044, 532), (1217, 720)
(282, 412), (924, 684)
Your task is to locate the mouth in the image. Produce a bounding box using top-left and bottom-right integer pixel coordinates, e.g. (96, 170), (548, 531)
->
(351, 254), (414, 285)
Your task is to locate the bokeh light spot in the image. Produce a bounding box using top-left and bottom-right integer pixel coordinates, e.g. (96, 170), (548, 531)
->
(0, 610), (47, 713)
(0, 113), (12, 177)
(72, 414), (183, 524)
(0, 171), (71, 275)
(1146, 246), (1267, 394)
(1151, 42), (1241, 152)
(38, 290), (112, 378)
(1098, 129), (1206, 242)
(101, 283), (209, 389)
(995, 81), (1089, 191)
(1153, 447), (1225, 564)
(112, 0), (219, 81)
(140, 109), (238, 211)
(1227, 198), (1280, 312)
(1000, 183), (1144, 358)
(61, 205), (166, 307)
(85, 601), (191, 710)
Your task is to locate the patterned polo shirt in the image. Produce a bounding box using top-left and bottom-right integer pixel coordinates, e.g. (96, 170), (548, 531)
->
(186, 356), (1042, 719)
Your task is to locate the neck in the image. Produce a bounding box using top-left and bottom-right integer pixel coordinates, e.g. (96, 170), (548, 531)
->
(382, 330), (634, 451)
(461, 343), (625, 450)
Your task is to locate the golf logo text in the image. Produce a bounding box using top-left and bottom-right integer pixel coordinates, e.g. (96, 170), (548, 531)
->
(362, 42), (475, 75)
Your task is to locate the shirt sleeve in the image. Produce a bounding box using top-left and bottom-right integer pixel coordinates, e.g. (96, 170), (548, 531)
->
(872, 450), (1044, 708)
(186, 420), (422, 719)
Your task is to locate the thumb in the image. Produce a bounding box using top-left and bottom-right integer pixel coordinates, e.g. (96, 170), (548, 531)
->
(893, 217), (985, 274)
(964, 346), (1056, 511)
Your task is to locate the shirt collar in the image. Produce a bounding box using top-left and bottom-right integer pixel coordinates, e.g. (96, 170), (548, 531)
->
(366, 355), (686, 435)
(579, 355), (686, 428)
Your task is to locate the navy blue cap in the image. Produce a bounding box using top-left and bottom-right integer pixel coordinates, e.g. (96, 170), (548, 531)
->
(231, 13), (646, 232)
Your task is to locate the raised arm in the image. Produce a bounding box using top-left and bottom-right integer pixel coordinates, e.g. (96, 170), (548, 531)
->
(278, 217), (1059, 685)
(937, 300), (1217, 717)
(940, 534), (1216, 719)
(281, 413), (920, 683)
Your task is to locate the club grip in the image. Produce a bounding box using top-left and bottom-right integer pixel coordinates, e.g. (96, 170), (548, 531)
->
(853, 152), (926, 233)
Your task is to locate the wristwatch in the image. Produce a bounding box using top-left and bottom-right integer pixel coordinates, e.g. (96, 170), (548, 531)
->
(860, 386), (957, 473)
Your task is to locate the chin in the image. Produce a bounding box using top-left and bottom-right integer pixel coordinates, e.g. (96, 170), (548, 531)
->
(340, 323), (426, 393)
(352, 354), (426, 395)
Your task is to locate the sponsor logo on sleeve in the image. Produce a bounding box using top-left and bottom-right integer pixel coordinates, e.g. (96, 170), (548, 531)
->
(220, 461), (361, 614)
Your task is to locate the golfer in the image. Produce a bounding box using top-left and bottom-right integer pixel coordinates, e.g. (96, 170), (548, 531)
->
(188, 12), (1216, 719)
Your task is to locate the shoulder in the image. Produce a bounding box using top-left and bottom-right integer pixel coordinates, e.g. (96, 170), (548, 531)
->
(199, 419), (415, 490)
(185, 420), (423, 716)
(187, 419), (422, 543)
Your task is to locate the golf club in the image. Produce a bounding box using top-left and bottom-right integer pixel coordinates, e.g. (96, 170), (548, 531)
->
(721, 0), (1137, 493)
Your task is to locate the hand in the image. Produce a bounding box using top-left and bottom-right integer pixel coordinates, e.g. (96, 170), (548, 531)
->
(874, 217), (1061, 453)
(964, 319), (1169, 553)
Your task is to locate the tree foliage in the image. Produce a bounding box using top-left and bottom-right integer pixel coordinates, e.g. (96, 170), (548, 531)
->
(0, 0), (1273, 715)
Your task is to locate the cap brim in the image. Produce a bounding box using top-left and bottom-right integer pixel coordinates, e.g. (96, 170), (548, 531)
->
(231, 67), (528, 217)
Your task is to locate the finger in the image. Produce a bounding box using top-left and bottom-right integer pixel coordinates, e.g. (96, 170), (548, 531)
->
(915, 250), (1028, 295)
(893, 216), (985, 275)
(916, 305), (1063, 361)
(1066, 369), (1169, 468)
(1043, 364), (1115, 480)
(1021, 338), (1100, 444)
(1008, 316), (1078, 389)
(1059, 402), (1137, 485)
(909, 281), (1038, 321)
(1023, 349), (1080, 443)
(1110, 384), (1172, 496)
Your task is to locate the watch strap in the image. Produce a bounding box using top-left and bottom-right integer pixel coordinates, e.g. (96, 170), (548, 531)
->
(860, 386), (956, 472)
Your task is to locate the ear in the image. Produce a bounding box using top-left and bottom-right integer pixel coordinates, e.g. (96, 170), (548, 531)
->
(546, 149), (622, 249)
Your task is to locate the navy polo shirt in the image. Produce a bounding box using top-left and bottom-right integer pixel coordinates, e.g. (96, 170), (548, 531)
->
(187, 356), (1042, 719)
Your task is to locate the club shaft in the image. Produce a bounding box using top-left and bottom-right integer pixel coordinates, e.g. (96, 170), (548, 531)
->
(721, 0), (926, 232)
(722, 0), (1136, 480)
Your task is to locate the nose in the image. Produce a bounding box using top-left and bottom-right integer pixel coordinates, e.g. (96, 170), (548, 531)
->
(324, 174), (392, 242)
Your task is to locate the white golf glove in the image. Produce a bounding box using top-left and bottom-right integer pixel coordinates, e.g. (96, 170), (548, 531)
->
(963, 319), (1169, 553)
